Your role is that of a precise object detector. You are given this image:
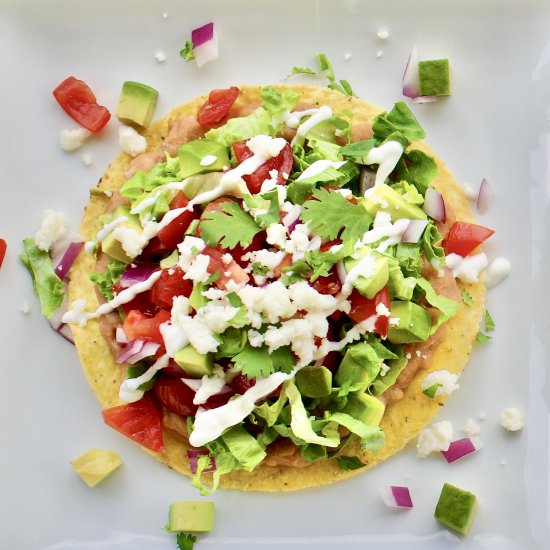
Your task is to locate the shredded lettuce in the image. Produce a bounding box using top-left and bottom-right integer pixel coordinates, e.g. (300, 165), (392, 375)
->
(20, 239), (65, 318)
(260, 86), (300, 117)
(205, 107), (274, 146)
(371, 102), (426, 145)
(422, 222), (445, 265)
(394, 149), (439, 195)
(416, 277), (459, 333)
(220, 425), (267, 472)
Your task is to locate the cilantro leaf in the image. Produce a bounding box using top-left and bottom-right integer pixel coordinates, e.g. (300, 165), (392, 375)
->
(475, 331), (492, 344)
(233, 343), (296, 379)
(461, 288), (474, 307)
(176, 532), (197, 550)
(485, 309), (495, 332)
(422, 382), (442, 398)
(242, 190), (280, 229)
(337, 456), (366, 471)
(179, 40), (195, 62)
(201, 201), (262, 249)
(300, 187), (372, 242)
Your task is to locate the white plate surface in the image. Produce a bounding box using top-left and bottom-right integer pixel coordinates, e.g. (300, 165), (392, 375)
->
(1, 1), (549, 548)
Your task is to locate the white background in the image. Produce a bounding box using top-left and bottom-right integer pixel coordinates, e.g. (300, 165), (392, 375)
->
(0, 0), (549, 548)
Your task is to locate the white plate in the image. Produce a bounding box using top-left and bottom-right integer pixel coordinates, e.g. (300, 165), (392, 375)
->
(1, 0), (549, 548)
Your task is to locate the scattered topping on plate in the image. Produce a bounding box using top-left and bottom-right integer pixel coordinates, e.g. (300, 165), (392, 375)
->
(70, 448), (123, 487)
(119, 125), (148, 157)
(0, 237), (6, 269)
(434, 483), (478, 535)
(421, 370), (460, 397)
(380, 485), (413, 509)
(416, 420), (453, 457)
(441, 436), (483, 463)
(181, 22), (218, 68)
(377, 28), (389, 40)
(20, 300), (30, 314)
(34, 210), (68, 252)
(53, 76), (111, 132)
(59, 128), (91, 151)
(461, 418), (481, 436)
(155, 51), (166, 63)
(500, 407), (524, 432)
(402, 47), (450, 103)
(167, 501), (215, 533)
(82, 153), (93, 166)
(476, 177), (493, 214)
(116, 81), (159, 129)
(484, 258), (511, 289)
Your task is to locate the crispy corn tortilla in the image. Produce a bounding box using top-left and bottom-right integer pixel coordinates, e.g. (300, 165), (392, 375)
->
(68, 85), (485, 491)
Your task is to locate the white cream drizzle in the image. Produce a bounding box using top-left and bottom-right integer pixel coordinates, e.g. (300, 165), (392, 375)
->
(84, 216), (128, 254)
(290, 106), (333, 147)
(119, 353), (169, 403)
(364, 140), (404, 189)
(296, 159), (346, 182)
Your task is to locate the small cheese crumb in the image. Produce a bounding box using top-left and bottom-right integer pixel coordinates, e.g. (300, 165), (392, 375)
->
(421, 370), (460, 397)
(500, 407), (524, 432)
(20, 300), (31, 314)
(344, 52), (352, 61)
(34, 210), (68, 251)
(416, 421), (453, 458)
(462, 182), (478, 201)
(221, 253), (233, 265)
(82, 153), (93, 166)
(478, 411), (487, 421)
(499, 459), (507, 467)
(377, 28), (389, 40)
(118, 125), (147, 157)
(461, 418), (481, 436)
(154, 51), (166, 63)
(376, 50), (384, 59)
(60, 128), (91, 151)
(162, 12), (168, 18)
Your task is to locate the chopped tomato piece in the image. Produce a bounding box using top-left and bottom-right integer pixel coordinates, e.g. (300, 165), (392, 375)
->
(150, 267), (193, 309)
(0, 238), (6, 269)
(311, 270), (342, 295)
(348, 286), (390, 337)
(157, 192), (199, 249)
(228, 372), (256, 394)
(102, 394), (164, 452)
(274, 253), (292, 279)
(443, 221), (495, 257)
(153, 378), (198, 417)
(232, 140), (293, 194)
(122, 309), (171, 346)
(197, 86), (240, 130)
(138, 237), (172, 262)
(53, 76), (110, 132)
(112, 281), (158, 317)
(201, 387), (236, 410)
(202, 245), (250, 289)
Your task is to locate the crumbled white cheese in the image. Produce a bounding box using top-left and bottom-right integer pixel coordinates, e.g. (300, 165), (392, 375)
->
(478, 411), (487, 421)
(177, 236), (206, 271)
(118, 125), (147, 157)
(247, 134), (286, 158)
(377, 28), (389, 40)
(183, 253), (211, 282)
(111, 226), (145, 258)
(344, 52), (352, 61)
(266, 223), (288, 249)
(500, 407), (524, 432)
(202, 287), (227, 301)
(421, 370), (460, 397)
(20, 300), (31, 314)
(221, 253), (233, 265)
(416, 421), (453, 458)
(462, 418), (481, 436)
(375, 302), (391, 317)
(82, 153), (93, 166)
(154, 51), (166, 63)
(34, 210), (68, 251)
(60, 128), (90, 151)
(248, 329), (265, 348)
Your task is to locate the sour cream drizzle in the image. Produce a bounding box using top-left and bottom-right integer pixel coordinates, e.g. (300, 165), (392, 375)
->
(84, 216), (127, 254)
(119, 353), (169, 403)
(296, 159), (346, 181)
(189, 369), (297, 447)
(130, 181), (187, 215)
(62, 270), (162, 325)
(364, 140), (404, 189)
(290, 106), (333, 147)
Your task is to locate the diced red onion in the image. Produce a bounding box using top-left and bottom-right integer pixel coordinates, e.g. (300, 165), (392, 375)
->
(402, 46), (420, 99)
(191, 22), (218, 68)
(115, 326), (129, 344)
(423, 187), (446, 223)
(187, 449), (216, 475)
(116, 339), (160, 364)
(476, 178), (492, 214)
(401, 219), (429, 243)
(381, 486), (413, 509)
(47, 296), (75, 344)
(441, 437), (483, 463)
(54, 241), (84, 280)
(119, 263), (159, 288)
(56, 322), (75, 344)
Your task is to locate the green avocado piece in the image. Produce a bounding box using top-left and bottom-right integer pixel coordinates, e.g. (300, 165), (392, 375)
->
(363, 184), (427, 221)
(342, 393), (385, 426)
(370, 354), (408, 396)
(179, 140), (230, 179)
(419, 59), (451, 97)
(101, 205), (143, 264)
(167, 501), (215, 533)
(344, 246), (389, 299)
(387, 300), (432, 344)
(296, 366), (332, 398)
(70, 448), (122, 487)
(174, 344), (213, 377)
(116, 81), (159, 129)
(434, 483), (478, 535)
(335, 342), (381, 392)
(189, 281), (208, 311)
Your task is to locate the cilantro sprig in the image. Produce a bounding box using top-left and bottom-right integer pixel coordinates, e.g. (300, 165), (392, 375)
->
(200, 201), (262, 249)
(300, 187), (372, 243)
(233, 343), (295, 379)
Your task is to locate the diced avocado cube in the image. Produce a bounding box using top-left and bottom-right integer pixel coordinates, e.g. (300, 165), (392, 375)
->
(70, 448), (122, 487)
(174, 344), (213, 377)
(335, 342), (381, 392)
(387, 300), (432, 344)
(167, 501), (215, 533)
(179, 140), (230, 179)
(101, 205), (143, 263)
(342, 393), (385, 426)
(344, 247), (389, 299)
(116, 81), (159, 128)
(370, 355), (408, 396)
(183, 172), (223, 199)
(363, 184), (427, 221)
(434, 483), (478, 535)
(419, 59), (451, 97)
(296, 366), (332, 398)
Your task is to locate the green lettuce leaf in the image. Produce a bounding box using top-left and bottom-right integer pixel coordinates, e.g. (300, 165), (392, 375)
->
(205, 108), (274, 146)
(422, 222), (445, 265)
(372, 102), (426, 145)
(260, 86), (300, 117)
(416, 277), (459, 333)
(394, 149), (439, 195)
(20, 238), (65, 318)
(337, 456), (366, 471)
(220, 425), (267, 472)
(89, 258), (127, 301)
